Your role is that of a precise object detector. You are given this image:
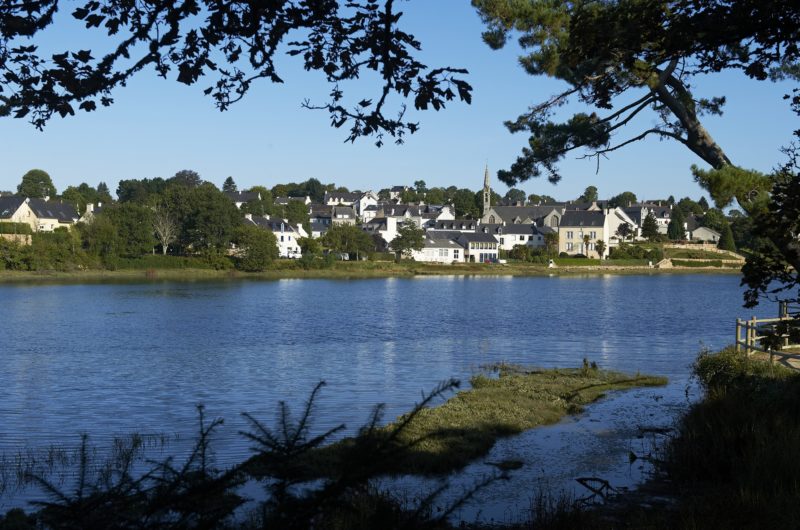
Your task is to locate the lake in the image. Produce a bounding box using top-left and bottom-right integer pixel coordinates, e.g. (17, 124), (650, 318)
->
(0, 274), (772, 519)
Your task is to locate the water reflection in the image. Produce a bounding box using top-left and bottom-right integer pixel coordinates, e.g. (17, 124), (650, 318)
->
(0, 275), (773, 515)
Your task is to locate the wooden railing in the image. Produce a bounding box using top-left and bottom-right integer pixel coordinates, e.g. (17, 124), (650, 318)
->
(736, 302), (799, 357)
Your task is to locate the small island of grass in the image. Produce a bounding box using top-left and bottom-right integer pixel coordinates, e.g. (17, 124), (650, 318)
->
(248, 363), (668, 479)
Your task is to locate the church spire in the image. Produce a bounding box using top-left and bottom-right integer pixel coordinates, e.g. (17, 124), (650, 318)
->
(482, 164), (491, 216)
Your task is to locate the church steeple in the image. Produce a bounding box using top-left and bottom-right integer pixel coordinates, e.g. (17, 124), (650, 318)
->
(482, 164), (491, 215)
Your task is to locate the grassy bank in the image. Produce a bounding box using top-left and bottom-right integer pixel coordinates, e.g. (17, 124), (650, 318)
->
(249, 364), (667, 479)
(0, 259), (740, 284)
(489, 348), (800, 530)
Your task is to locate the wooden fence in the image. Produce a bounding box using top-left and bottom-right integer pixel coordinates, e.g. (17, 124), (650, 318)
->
(736, 302), (800, 359)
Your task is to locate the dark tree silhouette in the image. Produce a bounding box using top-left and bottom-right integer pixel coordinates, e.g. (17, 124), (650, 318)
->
(0, 1), (471, 146)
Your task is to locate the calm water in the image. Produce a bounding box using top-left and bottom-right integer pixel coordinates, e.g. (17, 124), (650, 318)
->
(0, 274), (772, 516)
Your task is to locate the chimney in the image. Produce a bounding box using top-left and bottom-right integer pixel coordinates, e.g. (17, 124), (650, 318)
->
(44, 195), (50, 202)
(86, 203), (94, 213)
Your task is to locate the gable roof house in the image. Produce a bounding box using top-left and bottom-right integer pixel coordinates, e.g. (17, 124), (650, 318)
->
(558, 207), (637, 258)
(332, 206), (357, 225)
(27, 199), (79, 232)
(355, 191), (379, 218)
(243, 214), (302, 258)
(456, 232), (499, 263)
(410, 234), (464, 264)
(0, 196), (37, 230)
(690, 225), (721, 243)
(479, 223), (544, 250)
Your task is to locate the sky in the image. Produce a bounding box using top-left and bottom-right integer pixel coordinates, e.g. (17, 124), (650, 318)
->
(0, 1), (796, 202)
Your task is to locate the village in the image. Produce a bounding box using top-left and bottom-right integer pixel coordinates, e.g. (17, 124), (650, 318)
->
(0, 167), (733, 266)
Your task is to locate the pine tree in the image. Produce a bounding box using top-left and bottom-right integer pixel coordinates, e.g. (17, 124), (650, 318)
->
(667, 208), (686, 240)
(222, 176), (237, 193)
(641, 212), (660, 241)
(718, 224), (736, 252)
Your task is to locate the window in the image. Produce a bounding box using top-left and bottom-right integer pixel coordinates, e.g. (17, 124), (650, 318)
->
(550, 217), (558, 227)
(500, 237), (505, 245)
(566, 231), (574, 239)
(439, 248), (448, 257)
(453, 250), (459, 259)
(280, 235), (284, 242)
(566, 242), (574, 251)
(519, 235), (525, 241)
(590, 231), (597, 239)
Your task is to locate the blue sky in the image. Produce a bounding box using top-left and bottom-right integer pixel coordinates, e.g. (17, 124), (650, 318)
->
(0, 1), (795, 202)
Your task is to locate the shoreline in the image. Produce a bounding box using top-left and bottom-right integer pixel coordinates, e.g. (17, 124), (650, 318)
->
(0, 263), (741, 285)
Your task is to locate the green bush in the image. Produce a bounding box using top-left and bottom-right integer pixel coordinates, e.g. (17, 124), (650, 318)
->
(0, 223), (32, 235)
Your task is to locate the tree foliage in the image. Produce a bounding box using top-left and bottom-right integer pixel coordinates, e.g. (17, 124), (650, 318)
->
(0, 1), (471, 146)
(717, 224), (736, 252)
(322, 224), (374, 258)
(608, 191), (637, 208)
(641, 211), (660, 241)
(233, 225), (278, 271)
(577, 185), (598, 203)
(390, 223), (425, 259)
(17, 169), (56, 198)
(473, 0), (798, 185)
(504, 188), (527, 204)
(222, 176), (237, 193)
(667, 207), (686, 240)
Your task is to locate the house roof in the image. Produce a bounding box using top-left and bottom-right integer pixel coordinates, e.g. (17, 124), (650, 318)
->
(225, 191), (260, 203)
(245, 215), (299, 233)
(0, 196), (25, 219)
(390, 185), (407, 192)
(333, 206), (356, 217)
(560, 210), (605, 227)
(324, 191), (360, 202)
(479, 223), (539, 235)
(310, 221), (330, 234)
(422, 235), (462, 249)
(458, 232), (498, 243)
(431, 219), (479, 231)
(486, 205), (561, 224)
(27, 199), (79, 223)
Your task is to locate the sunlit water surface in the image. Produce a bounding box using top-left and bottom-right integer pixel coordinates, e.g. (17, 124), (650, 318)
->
(0, 274), (771, 520)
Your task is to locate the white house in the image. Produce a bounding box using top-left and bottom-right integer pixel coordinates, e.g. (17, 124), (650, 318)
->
(479, 223), (544, 250)
(410, 235), (464, 264)
(355, 191), (379, 219)
(243, 214), (303, 258)
(558, 207), (637, 258)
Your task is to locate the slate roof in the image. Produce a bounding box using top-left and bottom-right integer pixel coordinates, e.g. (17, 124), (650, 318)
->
(487, 205), (561, 223)
(324, 191), (360, 203)
(479, 223), (539, 235)
(458, 232), (499, 243)
(225, 191), (260, 203)
(431, 219), (479, 231)
(27, 199), (79, 223)
(333, 206), (356, 218)
(245, 215), (299, 233)
(310, 221), (330, 234)
(0, 196), (25, 219)
(422, 235), (462, 249)
(560, 210), (605, 227)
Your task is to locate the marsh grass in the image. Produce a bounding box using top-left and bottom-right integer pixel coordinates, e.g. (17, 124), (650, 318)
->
(282, 365), (667, 477)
